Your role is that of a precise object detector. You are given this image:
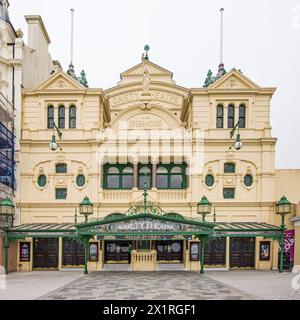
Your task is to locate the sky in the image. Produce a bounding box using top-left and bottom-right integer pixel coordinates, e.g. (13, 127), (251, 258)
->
(9, 0), (300, 169)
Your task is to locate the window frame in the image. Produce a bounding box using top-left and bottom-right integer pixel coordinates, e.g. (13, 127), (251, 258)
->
(55, 188), (67, 200)
(69, 105), (77, 129)
(224, 163), (235, 174)
(58, 105), (65, 129)
(103, 164), (134, 190)
(239, 104), (246, 128)
(227, 104), (235, 128)
(156, 163), (187, 190)
(223, 188), (235, 199)
(47, 105), (54, 129)
(55, 163), (67, 174)
(216, 104), (224, 128)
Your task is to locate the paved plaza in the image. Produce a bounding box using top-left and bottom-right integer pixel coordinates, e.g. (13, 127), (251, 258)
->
(0, 270), (299, 300)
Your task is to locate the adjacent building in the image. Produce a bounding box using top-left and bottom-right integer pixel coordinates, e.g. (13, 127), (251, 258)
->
(0, 1), (58, 272)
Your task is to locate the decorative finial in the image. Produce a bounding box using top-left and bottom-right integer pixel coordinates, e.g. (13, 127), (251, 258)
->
(67, 8), (77, 79)
(143, 44), (150, 61)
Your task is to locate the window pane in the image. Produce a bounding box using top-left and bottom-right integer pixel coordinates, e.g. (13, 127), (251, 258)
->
(37, 175), (47, 188)
(107, 167), (119, 174)
(122, 166), (133, 174)
(56, 164), (67, 173)
(244, 174), (253, 187)
(239, 105), (246, 128)
(76, 175), (86, 187)
(48, 106), (54, 117)
(59, 106), (65, 116)
(122, 175), (133, 189)
(107, 175), (119, 188)
(69, 118), (76, 129)
(157, 166), (168, 174)
(171, 166), (182, 174)
(170, 175), (182, 188)
(205, 174), (214, 187)
(217, 105), (223, 116)
(223, 188), (235, 199)
(228, 105), (235, 128)
(157, 175), (168, 189)
(69, 106), (76, 117)
(224, 163), (235, 173)
(217, 105), (224, 128)
(56, 188), (67, 199)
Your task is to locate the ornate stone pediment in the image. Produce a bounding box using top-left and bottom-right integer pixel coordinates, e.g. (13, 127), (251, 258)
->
(34, 70), (86, 91)
(209, 69), (260, 90)
(119, 60), (175, 85)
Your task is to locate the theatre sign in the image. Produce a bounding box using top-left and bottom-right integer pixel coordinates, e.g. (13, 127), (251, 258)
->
(77, 215), (214, 239)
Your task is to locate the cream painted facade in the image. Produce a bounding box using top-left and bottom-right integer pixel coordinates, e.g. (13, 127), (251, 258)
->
(16, 57), (300, 272)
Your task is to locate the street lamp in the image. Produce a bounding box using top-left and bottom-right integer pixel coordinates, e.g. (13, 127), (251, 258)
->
(276, 195), (293, 273)
(0, 198), (15, 274)
(197, 195), (212, 222)
(49, 122), (62, 151)
(79, 196), (93, 223)
(229, 121), (243, 150)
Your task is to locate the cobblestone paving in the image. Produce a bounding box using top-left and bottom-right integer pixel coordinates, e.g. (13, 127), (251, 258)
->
(39, 271), (256, 300)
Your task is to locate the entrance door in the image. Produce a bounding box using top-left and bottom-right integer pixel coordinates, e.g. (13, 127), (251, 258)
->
(230, 237), (255, 268)
(105, 241), (130, 263)
(63, 238), (84, 266)
(204, 238), (226, 266)
(157, 241), (183, 263)
(33, 238), (59, 269)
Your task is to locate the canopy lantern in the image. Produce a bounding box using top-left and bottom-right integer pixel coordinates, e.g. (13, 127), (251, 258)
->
(197, 195), (212, 221)
(79, 196), (93, 222)
(276, 196), (292, 215)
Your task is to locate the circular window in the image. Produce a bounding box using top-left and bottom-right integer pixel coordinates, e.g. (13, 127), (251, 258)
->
(76, 175), (86, 187)
(171, 242), (181, 253)
(37, 175), (47, 188)
(244, 174), (253, 187)
(205, 174), (215, 187)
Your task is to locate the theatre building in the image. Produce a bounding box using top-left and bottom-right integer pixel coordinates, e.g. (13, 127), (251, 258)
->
(2, 53), (299, 274)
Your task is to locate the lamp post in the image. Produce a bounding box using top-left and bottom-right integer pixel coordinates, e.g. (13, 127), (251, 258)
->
(49, 122), (62, 151)
(197, 195), (212, 274)
(79, 196), (93, 275)
(275, 195), (292, 273)
(229, 121), (243, 150)
(0, 198), (15, 274)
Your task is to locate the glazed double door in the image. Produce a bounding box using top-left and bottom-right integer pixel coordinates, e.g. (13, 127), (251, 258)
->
(230, 237), (255, 268)
(63, 238), (84, 266)
(105, 241), (131, 263)
(204, 238), (226, 266)
(33, 238), (59, 269)
(157, 241), (183, 262)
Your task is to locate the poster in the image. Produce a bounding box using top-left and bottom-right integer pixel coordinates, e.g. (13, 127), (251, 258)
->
(20, 242), (30, 262)
(190, 242), (200, 261)
(259, 241), (270, 261)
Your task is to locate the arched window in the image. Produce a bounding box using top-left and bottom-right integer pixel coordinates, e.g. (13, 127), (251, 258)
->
(156, 164), (186, 189)
(239, 104), (246, 128)
(47, 105), (54, 129)
(106, 166), (120, 189)
(121, 166), (134, 189)
(224, 163), (235, 173)
(58, 105), (65, 129)
(56, 163), (67, 173)
(104, 164), (134, 189)
(69, 105), (76, 129)
(216, 104), (224, 128)
(157, 166), (168, 189)
(227, 104), (235, 128)
(138, 165), (152, 189)
(170, 166), (184, 188)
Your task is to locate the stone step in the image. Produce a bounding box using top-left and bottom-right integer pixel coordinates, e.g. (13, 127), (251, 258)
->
(157, 264), (186, 271)
(102, 264), (131, 271)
